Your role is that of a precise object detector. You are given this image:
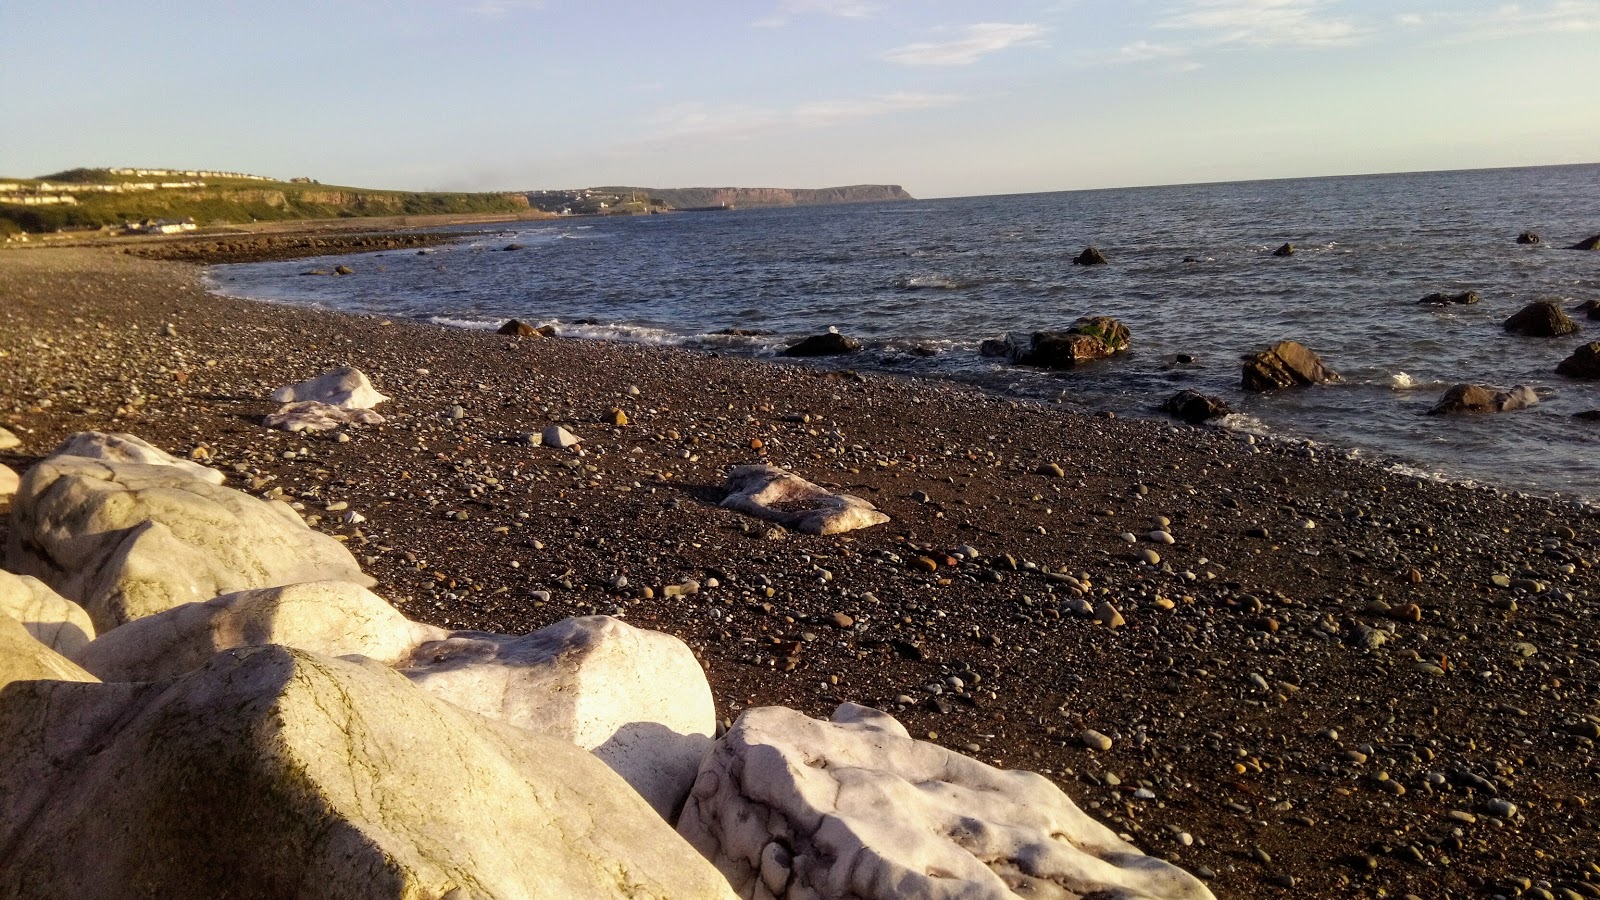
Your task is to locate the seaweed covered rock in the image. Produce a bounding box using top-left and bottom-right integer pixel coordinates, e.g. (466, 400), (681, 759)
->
(1241, 341), (1339, 391)
(0, 646), (735, 900)
(1014, 317), (1131, 369)
(678, 703), (1215, 900)
(1161, 390), (1231, 424)
(1504, 300), (1579, 337)
(396, 615), (715, 822)
(1427, 384), (1539, 415)
(0, 570), (95, 657)
(781, 331), (861, 357)
(1556, 342), (1600, 380)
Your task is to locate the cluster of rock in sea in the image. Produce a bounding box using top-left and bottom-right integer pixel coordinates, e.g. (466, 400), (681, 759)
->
(0, 370), (1215, 899)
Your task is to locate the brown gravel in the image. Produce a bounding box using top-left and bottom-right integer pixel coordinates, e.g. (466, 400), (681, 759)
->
(3, 244), (1599, 899)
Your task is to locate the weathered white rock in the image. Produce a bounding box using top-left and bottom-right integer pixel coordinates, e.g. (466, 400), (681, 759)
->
(0, 612), (97, 690)
(721, 464), (890, 536)
(50, 431), (224, 484)
(0, 570), (96, 657)
(0, 463), (17, 506)
(271, 365), (389, 409)
(0, 426), (20, 450)
(0, 646), (736, 899)
(75, 581), (446, 682)
(679, 703), (1215, 900)
(263, 400), (386, 432)
(397, 615), (715, 822)
(7, 455), (373, 632)
(542, 425), (583, 448)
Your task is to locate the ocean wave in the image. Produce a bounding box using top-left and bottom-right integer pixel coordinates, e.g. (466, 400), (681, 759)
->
(896, 275), (972, 290)
(1388, 372), (1446, 391)
(424, 316), (498, 330)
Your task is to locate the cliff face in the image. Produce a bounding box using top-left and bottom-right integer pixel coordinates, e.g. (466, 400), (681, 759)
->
(597, 185), (913, 210)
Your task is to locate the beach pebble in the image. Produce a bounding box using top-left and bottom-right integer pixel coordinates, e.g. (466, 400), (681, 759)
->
(542, 426), (583, 448)
(1139, 549), (1161, 566)
(0, 428), (19, 450)
(1482, 798), (1518, 818)
(1080, 729), (1114, 751)
(1148, 530), (1175, 544)
(1036, 462), (1065, 478)
(1094, 602), (1125, 628)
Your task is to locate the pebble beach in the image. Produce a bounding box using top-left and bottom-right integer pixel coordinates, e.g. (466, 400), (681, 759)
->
(3, 241), (1599, 899)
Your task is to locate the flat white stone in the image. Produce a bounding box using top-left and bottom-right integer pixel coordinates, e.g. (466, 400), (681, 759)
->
(397, 615), (715, 822)
(0, 570), (96, 658)
(50, 431), (224, 485)
(0, 426), (20, 450)
(721, 464), (890, 536)
(678, 703), (1215, 900)
(75, 580), (446, 681)
(270, 365), (389, 409)
(0, 646), (736, 899)
(262, 401), (386, 432)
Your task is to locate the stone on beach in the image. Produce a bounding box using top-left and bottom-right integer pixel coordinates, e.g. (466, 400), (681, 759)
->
(0, 463), (17, 507)
(0, 570), (96, 658)
(1241, 340), (1339, 391)
(781, 331), (862, 357)
(498, 318), (555, 337)
(1503, 300), (1579, 337)
(0, 426), (20, 450)
(262, 401), (386, 432)
(74, 580), (446, 682)
(542, 425), (584, 448)
(49, 430), (224, 484)
(1427, 384), (1539, 415)
(1556, 342), (1600, 379)
(395, 615), (715, 822)
(721, 464), (890, 535)
(1161, 389), (1231, 424)
(0, 609), (97, 690)
(7, 453), (373, 632)
(0, 646), (735, 900)
(270, 365), (388, 409)
(677, 702), (1215, 900)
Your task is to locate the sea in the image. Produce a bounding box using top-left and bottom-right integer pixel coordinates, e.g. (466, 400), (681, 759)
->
(207, 164), (1600, 503)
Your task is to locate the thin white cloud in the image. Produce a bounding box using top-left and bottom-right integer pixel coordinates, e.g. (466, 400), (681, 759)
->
(461, 0), (544, 15)
(1158, 0), (1366, 47)
(1435, 1), (1600, 41)
(884, 23), (1047, 67)
(625, 91), (966, 150)
(754, 0), (879, 28)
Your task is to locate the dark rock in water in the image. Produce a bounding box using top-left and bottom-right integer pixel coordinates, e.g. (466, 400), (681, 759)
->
(1428, 383), (1539, 415)
(1556, 342), (1600, 379)
(1072, 247), (1109, 266)
(502, 243), (525, 251)
(333, 265), (354, 276)
(782, 331), (862, 357)
(1174, 353), (1197, 365)
(498, 319), (554, 338)
(979, 337), (1016, 358)
(1575, 410), (1600, 421)
(1013, 317), (1131, 369)
(1517, 231), (1541, 245)
(1418, 291), (1480, 306)
(1570, 234), (1600, 251)
(575, 318), (601, 325)
(1162, 390), (1231, 424)
(1242, 341), (1338, 391)
(907, 344), (938, 358)
(1272, 243), (1296, 257)
(1504, 300), (1579, 337)
(302, 270), (329, 276)
(1182, 257), (1200, 263)
(715, 328), (777, 337)
(1574, 299), (1600, 321)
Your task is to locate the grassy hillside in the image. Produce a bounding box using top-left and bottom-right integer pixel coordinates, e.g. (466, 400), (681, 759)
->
(1, 169), (532, 234)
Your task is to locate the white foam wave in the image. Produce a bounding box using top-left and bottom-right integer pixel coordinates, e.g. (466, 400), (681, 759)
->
(1389, 372), (1446, 392)
(899, 275), (968, 290)
(425, 316), (498, 331)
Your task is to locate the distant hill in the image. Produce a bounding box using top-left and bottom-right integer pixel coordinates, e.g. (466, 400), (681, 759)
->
(0, 168), (536, 234)
(524, 184), (913, 214)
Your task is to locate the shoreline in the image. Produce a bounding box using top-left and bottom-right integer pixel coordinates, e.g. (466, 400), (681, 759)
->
(4, 246), (1600, 898)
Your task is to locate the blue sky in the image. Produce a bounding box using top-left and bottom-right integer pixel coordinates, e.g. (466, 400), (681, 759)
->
(3, 1), (1596, 197)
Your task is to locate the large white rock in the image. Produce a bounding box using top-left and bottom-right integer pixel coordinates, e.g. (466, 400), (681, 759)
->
(271, 365), (389, 409)
(0, 570), (96, 657)
(6, 455), (374, 632)
(0, 463), (17, 507)
(50, 431), (224, 485)
(74, 580), (446, 682)
(0, 646), (736, 899)
(397, 615), (716, 822)
(0, 612), (97, 690)
(722, 465), (889, 535)
(678, 703), (1216, 900)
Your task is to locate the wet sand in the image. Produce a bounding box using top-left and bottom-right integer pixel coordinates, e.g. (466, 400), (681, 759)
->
(2, 244), (1598, 899)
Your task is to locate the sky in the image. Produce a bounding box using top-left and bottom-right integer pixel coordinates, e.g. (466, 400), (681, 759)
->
(3, 0), (1597, 197)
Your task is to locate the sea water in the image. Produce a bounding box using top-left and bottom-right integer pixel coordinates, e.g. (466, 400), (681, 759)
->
(208, 164), (1600, 501)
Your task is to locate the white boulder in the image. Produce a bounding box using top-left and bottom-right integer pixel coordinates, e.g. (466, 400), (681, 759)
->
(263, 401), (386, 432)
(678, 703), (1216, 900)
(7, 455), (374, 632)
(271, 365), (389, 409)
(0, 612), (97, 690)
(0, 646), (736, 899)
(0, 570), (96, 657)
(75, 580), (446, 682)
(721, 464), (890, 535)
(397, 615), (715, 822)
(0, 463), (17, 507)
(50, 431), (224, 485)
(542, 425), (583, 448)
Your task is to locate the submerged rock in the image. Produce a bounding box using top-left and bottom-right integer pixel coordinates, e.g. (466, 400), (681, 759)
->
(270, 365), (388, 409)
(1273, 242), (1296, 257)
(721, 464), (889, 535)
(1418, 290), (1480, 306)
(1428, 383), (1539, 415)
(1556, 342), (1600, 379)
(0, 571), (95, 658)
(678, 703), (1215, 900)
(1162, 390), (1231, 424)
(1072, 246), (1109, 266)
(396, 615), (715, 822)
(1242, 340), (1339, 391)
(1505, 301), (1580, 337)
(1517, 231), (1542, 245)
(782, 331), (862, 357)
(1573, 299), (1600, 321)
(0, 646), (735, 900)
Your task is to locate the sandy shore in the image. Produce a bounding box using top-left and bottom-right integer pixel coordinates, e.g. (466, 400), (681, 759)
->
(2, 244), (1598, 899)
